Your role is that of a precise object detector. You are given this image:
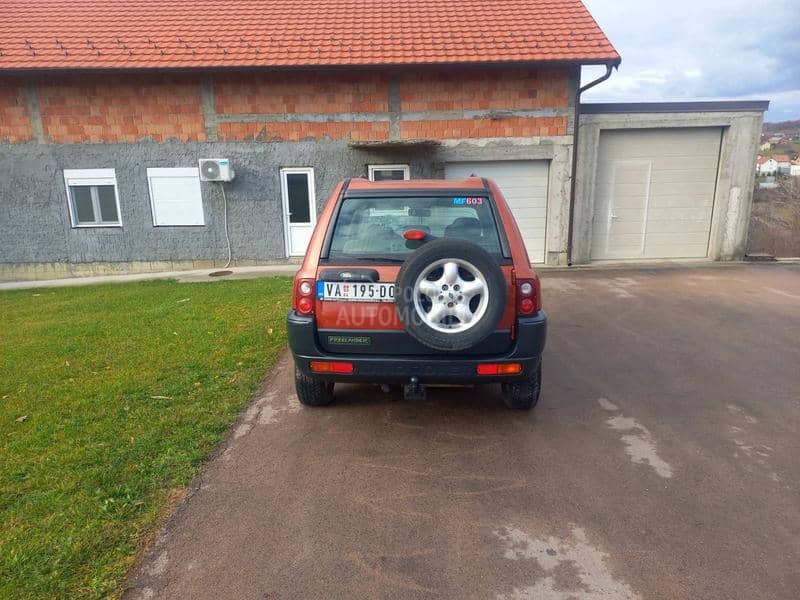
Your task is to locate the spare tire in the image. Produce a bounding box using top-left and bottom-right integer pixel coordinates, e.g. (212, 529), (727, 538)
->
(395, 238), (507, 352)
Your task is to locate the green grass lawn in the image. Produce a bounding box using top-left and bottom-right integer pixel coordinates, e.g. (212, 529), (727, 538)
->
(0, 277), (293, 599)
(764, 140), (800, 157)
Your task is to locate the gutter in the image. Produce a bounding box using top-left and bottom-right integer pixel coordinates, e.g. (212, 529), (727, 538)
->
(566, 62), (617, 265)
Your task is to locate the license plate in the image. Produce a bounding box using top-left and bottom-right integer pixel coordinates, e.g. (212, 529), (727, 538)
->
(317, 281), (395, 302)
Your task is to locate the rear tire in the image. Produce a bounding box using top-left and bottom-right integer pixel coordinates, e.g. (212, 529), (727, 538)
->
(294, 366), (335, 407)
(502, 361), (542, 410)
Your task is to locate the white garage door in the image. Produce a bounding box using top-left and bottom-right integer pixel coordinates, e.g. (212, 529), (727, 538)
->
(591, 128), (723, 260)
(445, 161), (549, 263)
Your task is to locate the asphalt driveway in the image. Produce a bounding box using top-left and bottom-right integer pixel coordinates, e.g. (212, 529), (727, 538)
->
(125, 264), (800, 600)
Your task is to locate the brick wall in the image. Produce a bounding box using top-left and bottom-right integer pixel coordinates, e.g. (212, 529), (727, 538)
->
(400, 67), (570, 111)
(215, 72), (389, 114)
(214, 71), (391, 142)
(0, 67), (572, 144)
(0, 84), (32, 143)
(215, 67), (571, 143)
(36, 75), (205, 143)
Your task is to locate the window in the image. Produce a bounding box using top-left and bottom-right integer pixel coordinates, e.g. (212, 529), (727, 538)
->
(286, 173), (312, 223)
(327, 195), (502, 261)
(368, 164), (410, 182)
(147, 168), (205, 226)
(64, 169), (121, 227)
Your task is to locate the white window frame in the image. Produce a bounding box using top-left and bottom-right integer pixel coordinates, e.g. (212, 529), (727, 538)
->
(368, 164), (410, 182)
(63, 168), (122, 228)
(146, 167), (205, 227)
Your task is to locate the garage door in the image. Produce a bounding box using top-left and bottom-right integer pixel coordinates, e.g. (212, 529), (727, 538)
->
(591, 128), (723, 260)
(445, 161), (549, 263)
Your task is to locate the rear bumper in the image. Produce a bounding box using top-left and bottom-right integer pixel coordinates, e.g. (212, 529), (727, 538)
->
(287, 310), (546, 384)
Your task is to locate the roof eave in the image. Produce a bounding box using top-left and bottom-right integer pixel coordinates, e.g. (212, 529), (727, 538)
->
(0, 55), (622, 75)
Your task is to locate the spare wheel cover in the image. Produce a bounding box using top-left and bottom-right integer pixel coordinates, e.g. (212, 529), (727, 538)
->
(394, 238), (507, 352)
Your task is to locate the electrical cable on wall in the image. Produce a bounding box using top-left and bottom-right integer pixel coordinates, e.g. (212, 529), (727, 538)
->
(218, 181), (232, 269)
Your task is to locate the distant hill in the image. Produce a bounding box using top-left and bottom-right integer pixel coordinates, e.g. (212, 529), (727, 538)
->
(763, 120), (800, 135)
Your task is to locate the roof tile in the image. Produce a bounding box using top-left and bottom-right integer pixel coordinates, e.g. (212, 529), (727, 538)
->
(0, 0), (619, 70)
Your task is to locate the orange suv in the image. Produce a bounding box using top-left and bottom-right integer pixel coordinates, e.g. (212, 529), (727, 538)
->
(287, 177), (546, 410)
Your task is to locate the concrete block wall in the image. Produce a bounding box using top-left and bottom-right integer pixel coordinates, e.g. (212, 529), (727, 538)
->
(219, 121), (390, 143)
(0, 140), (442, 267)
(399, 116), (567, 140)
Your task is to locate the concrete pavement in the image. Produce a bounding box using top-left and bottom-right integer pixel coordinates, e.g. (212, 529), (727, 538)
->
(124, 264), (800, 600)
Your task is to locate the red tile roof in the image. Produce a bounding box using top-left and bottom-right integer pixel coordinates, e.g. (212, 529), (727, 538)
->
(0, 0), (619, 70)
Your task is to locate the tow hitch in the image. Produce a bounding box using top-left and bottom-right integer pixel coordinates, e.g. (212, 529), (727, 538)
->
(403, 376), (427, 401)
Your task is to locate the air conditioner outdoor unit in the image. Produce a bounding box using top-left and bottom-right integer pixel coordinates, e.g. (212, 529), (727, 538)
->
(198, 158), (235, 182)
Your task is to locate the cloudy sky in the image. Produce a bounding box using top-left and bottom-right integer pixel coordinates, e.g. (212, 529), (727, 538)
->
(580, 0), (799, 122)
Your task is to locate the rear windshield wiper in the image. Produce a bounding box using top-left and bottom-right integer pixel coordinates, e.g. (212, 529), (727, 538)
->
(334, 256), (405, 263)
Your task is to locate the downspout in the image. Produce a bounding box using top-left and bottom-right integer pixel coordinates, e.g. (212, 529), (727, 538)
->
(579, 63), (616, 96)
(566, 62), (616, 265)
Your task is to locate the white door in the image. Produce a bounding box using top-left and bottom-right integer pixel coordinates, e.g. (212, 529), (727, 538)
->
(280, 168), (317, 257)
(445, 161), (549, 263)
(591, 128), (723, 260)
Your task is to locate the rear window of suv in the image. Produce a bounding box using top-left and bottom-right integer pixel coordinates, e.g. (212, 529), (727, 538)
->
(327, 196), (503, 261)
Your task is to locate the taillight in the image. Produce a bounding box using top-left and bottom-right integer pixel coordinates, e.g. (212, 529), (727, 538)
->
(477, 363), (523, 376)
(294, 278), (316, 315)
(516, 277), (541, 315)
(310, 361), (354, 374)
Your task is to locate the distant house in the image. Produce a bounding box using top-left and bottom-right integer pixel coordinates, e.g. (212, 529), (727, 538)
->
(757, 156), (779, 175)
(768, 135), (786, 145)
(760, 141), (772, 151)
(791, 158), (800, 177)
(773, 154), (792, 175)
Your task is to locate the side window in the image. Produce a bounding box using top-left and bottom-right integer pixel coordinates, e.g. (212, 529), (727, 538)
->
(63, 169), (121, 227)
(147, 167), (204, 226)
(368, 164), (410, 181)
